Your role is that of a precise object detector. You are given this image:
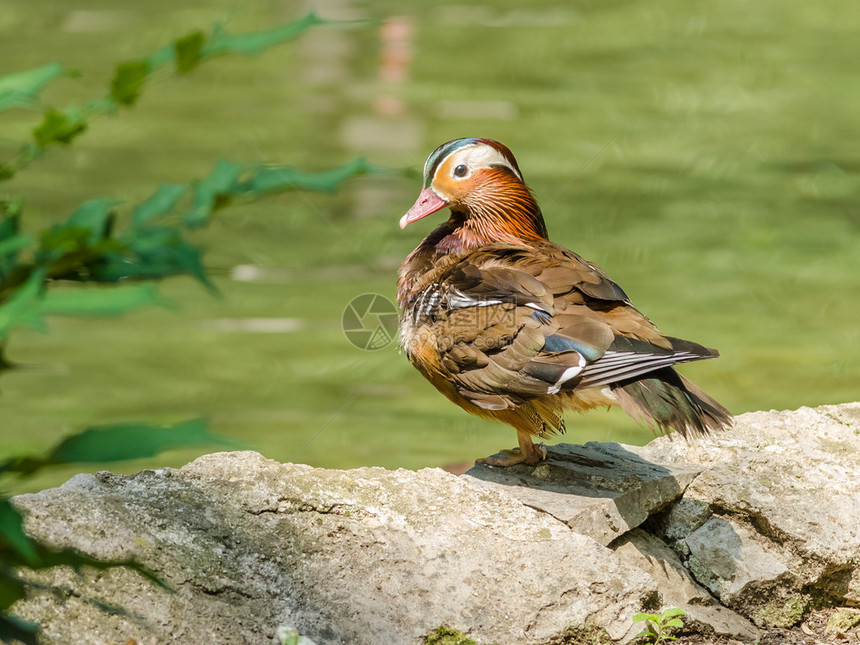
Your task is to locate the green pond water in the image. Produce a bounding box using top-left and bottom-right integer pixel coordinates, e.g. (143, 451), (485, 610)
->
(2, 0), (859, 492)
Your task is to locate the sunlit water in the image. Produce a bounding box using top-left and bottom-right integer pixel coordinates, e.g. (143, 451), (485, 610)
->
(2, 0), (858, 491)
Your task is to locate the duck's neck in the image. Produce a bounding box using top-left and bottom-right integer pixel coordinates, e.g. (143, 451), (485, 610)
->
(431, 178), (548, 254)
(436, 208), (547, 254)
(397, 184), (548, 306)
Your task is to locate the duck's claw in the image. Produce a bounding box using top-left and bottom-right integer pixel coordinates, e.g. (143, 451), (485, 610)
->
(476, 441), (547, 467)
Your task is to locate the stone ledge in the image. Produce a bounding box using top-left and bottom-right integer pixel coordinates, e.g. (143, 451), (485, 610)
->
(10, 402), (860, 644)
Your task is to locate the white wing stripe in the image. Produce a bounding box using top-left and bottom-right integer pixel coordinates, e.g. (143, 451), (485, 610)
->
(546, 354), (586, 394)
(446, 288), (502, 309)
(579, 350), (705, 387)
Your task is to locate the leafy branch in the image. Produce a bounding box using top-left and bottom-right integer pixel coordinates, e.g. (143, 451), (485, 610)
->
(0, 13), (338, 180)
(0, 156), (381, 352)
(0, 12), (386, 643)
(0, 13), (388, 360)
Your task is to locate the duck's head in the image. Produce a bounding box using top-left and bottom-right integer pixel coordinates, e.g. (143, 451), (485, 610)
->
(399, 138), (548, 245)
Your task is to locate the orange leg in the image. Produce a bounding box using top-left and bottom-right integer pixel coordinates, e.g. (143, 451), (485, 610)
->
(476, 430), (548, 467)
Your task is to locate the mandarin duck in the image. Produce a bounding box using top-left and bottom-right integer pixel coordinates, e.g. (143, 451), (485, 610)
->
(396, 138), (732, 467)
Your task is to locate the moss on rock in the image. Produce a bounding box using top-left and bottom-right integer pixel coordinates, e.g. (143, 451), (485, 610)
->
(423, 625), (480, 645)
(751, 594), (807, 628)
(827, 608), (860, 635)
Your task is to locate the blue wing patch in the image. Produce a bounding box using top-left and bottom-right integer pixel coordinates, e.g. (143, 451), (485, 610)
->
(542, 334), (604, 362)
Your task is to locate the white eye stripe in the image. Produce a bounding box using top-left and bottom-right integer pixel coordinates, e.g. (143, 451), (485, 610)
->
(437, 144), (521, 182)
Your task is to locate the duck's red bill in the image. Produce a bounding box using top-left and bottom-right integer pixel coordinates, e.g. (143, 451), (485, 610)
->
(399, 188), (447, 229)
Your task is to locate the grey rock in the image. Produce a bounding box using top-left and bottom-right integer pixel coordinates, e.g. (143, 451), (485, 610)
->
(613, 529), (759, 642)
(683, 516), (806, 627)
(465, 442), (702, 546)
(10, 402), (860, 643)
(684, 517), (790, 598)
(639, 403), (860, 626)
(12, 452), (656, 645)
(651, 497), (712, 545)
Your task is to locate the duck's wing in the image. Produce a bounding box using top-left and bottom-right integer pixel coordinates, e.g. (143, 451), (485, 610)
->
(407, 243), (718, 413)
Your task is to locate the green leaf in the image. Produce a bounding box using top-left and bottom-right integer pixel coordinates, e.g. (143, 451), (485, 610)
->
(632, 613), (659, 623)
(0, 499), (39, 566)
(174, 31), (206, 73)
(131, 183), (187, 227)
(0, 201), (29, 274)
(110, 59), (150, 106)
(66, 198), (120, 243)
(0, 614), (39, 645)
(249, 157), (370, 194)
(32, 108), (87, 146)
(0, 63), (67, 112)
(279, 626), (304, 645)
(0, 233), (31, 263)
(113, 226), (215, 290)
(185, 159), (241, 226)
(659, 608), (686, 620)
(202, 13), (325, 57)
(36, 225), (106, 268)
(31, 198), (124, 280)
(40, 283), (171, 317)
(47, 418), (239, 464)
(84, 96), (119, 116)
(31, 191), (215, 287)
(0, 143), (42, 182)
(663, 619), (683, 629)
(0, 200), (23, 238)
(0, 270), (47, 339)
(0, 419), (238, 477)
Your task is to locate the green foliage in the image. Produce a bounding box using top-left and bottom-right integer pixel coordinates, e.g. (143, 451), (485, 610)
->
(633, 607), (686, 644)
(0, 419), (237, 478)
(185, 157), (377, 227)
(0, 155), (379, 346)
(0, 11), (378, 643)
(174, 31), (206, 74)
(0, 270), (48, 336)
(32, 107), (88, 146)
(202, 13), (326, 57)
(0, 13), (337, 180)
(277, 624), (318, 645)
(0, 64), (68, 113)
(109, 60), (151, 106)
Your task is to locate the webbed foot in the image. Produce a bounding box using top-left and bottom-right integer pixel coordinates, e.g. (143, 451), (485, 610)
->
(476, 441), (547, 467)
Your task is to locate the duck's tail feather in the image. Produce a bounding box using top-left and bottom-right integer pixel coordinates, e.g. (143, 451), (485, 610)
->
(612, 366), (732, 439)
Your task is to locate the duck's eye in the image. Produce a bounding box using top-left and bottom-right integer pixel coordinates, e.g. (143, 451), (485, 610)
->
(453, 164), (468, 178)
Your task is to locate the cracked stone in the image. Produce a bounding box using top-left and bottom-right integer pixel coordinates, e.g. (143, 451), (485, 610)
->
(651, 497), (712, 544)
(12, 452), (656, 645)
(683, 516), (794, 608)
(464, 441), (702, 546)
(9, 402), (860, 643)
(639, 402), (860, 626)
(613, 528), (759, 642)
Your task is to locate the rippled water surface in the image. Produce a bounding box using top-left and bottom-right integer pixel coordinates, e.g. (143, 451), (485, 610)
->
(2, 0), (859, 490)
